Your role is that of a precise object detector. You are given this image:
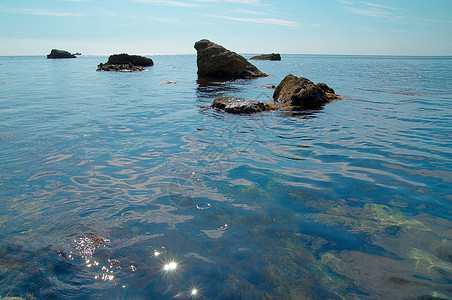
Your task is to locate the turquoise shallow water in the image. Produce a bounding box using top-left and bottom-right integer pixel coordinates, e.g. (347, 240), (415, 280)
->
(0, 55), (451, 299)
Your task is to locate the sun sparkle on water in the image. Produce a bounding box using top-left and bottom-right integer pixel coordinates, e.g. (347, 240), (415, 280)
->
(163, 261), (178, 272)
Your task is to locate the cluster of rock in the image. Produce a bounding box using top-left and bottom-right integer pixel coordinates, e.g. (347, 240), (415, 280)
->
(211, 75), (338, 114)
(194, 40), (339, 114)
(97, 53), (154, 72)
(46, 40), (339, 114)
(250, 53), (281, 61)
(47, 49), (76, 59)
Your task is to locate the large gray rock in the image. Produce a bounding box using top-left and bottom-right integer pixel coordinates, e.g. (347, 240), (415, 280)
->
(273, 74), (339, 108)
(47, 49), (76, 59)
(106, 53), (154, 67)
(250, 53), (281, 61)
(194, 39), (268, 80)
(97, 53), (154, 72)
(212, 97), (275, 114)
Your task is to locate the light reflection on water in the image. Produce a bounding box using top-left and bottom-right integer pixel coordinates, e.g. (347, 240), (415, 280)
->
(0, 55), (451, 299)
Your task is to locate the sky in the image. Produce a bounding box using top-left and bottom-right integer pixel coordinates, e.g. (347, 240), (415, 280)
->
(0, 0), (451, 56)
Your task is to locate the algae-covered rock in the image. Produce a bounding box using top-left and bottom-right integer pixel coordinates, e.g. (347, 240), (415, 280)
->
(273, 74), (339, 108)
(212, 97), (275, 114)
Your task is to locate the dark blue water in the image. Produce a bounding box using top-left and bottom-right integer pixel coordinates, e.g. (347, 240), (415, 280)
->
(0, 55), (451, 299)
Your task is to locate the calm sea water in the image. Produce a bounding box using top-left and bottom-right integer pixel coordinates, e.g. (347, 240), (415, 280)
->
(0, 54), (451, 299)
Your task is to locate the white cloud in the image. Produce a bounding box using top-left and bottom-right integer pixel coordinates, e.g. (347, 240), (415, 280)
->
(334, 0), (353, 4)
(224, 0), (261, 4)
(14, 8), (83, 17)
(200, 13), (298, 27)
(344, 1), (403, 18)
(421, 18), (452, 24)
(132, 0), (265, 8)
(194, 0), (261, 3)
(346, 6), (392, 18)
(133, 0), (199, 7)
(192, 0), (265, 5)
(360, 2), (402, 11)
(233, 8), (268, 15)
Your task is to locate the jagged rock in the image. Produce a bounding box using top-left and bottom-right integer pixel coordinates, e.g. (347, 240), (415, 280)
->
(47, 49), (76, 59)
(250, 53), (281, 61)
(97, 53), (154, 72)
(212, 97), (275, 114)
(194, 39), (268, 80)
(316, 82), (335, 94)
(273, 74), (339, 108)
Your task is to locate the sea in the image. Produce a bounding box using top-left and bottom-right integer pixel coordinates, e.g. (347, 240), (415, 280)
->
(0, 54), (451, 299)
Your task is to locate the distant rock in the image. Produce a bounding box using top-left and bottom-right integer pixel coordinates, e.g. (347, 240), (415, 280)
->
(97, 53), (154, 72)
(194, 39), (268, 80)
(212, 97), (275, 114)
(273, 74), (339, 108)
(106, 54), (154, 66)
(250, 53), (281, 61)
(47, 49), (76, 59)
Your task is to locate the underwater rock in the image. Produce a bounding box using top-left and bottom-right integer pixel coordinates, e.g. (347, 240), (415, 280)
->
(75, 235), (110, 257)
(96, 63), (146, 72)
(273, 74), (340, 108)
(159, 81), (177, 85)
(47, 49), (76, 59)
(250, 53), (281, 61)
(194, 39), (268, 80)
(97, 53), (154, 72)
(212, 97), (275, 114)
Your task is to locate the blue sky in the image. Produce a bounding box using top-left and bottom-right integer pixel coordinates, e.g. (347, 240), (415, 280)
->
(0, 0), (451, 55)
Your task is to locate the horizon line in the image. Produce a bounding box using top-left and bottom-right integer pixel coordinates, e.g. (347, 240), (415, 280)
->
(1, 53), (452, 57)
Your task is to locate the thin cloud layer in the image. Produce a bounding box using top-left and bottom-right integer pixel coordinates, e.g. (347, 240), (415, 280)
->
(133, 0), (263, 7)
(4, 8), (83, 17)
(133, 0), (199, 7)
(339, 1), (403, 18)
(200, 13), (297, 27)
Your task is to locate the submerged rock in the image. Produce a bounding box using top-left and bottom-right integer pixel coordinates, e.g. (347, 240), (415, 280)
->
(97, 63), (146, 72)
(47, 49), (76, 59)
(212, 97), (275, 114)
(250, 53), (281, 61)
(194, 39), (268, 80)
(97, 53), (154, 72)
(273, 74), (339, 108)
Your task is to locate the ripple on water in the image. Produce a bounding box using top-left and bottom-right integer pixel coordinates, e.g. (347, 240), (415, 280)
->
(1, 55), (452, 299)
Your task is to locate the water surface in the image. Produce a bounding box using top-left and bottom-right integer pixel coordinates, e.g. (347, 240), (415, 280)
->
(0, 55), (451, 299)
